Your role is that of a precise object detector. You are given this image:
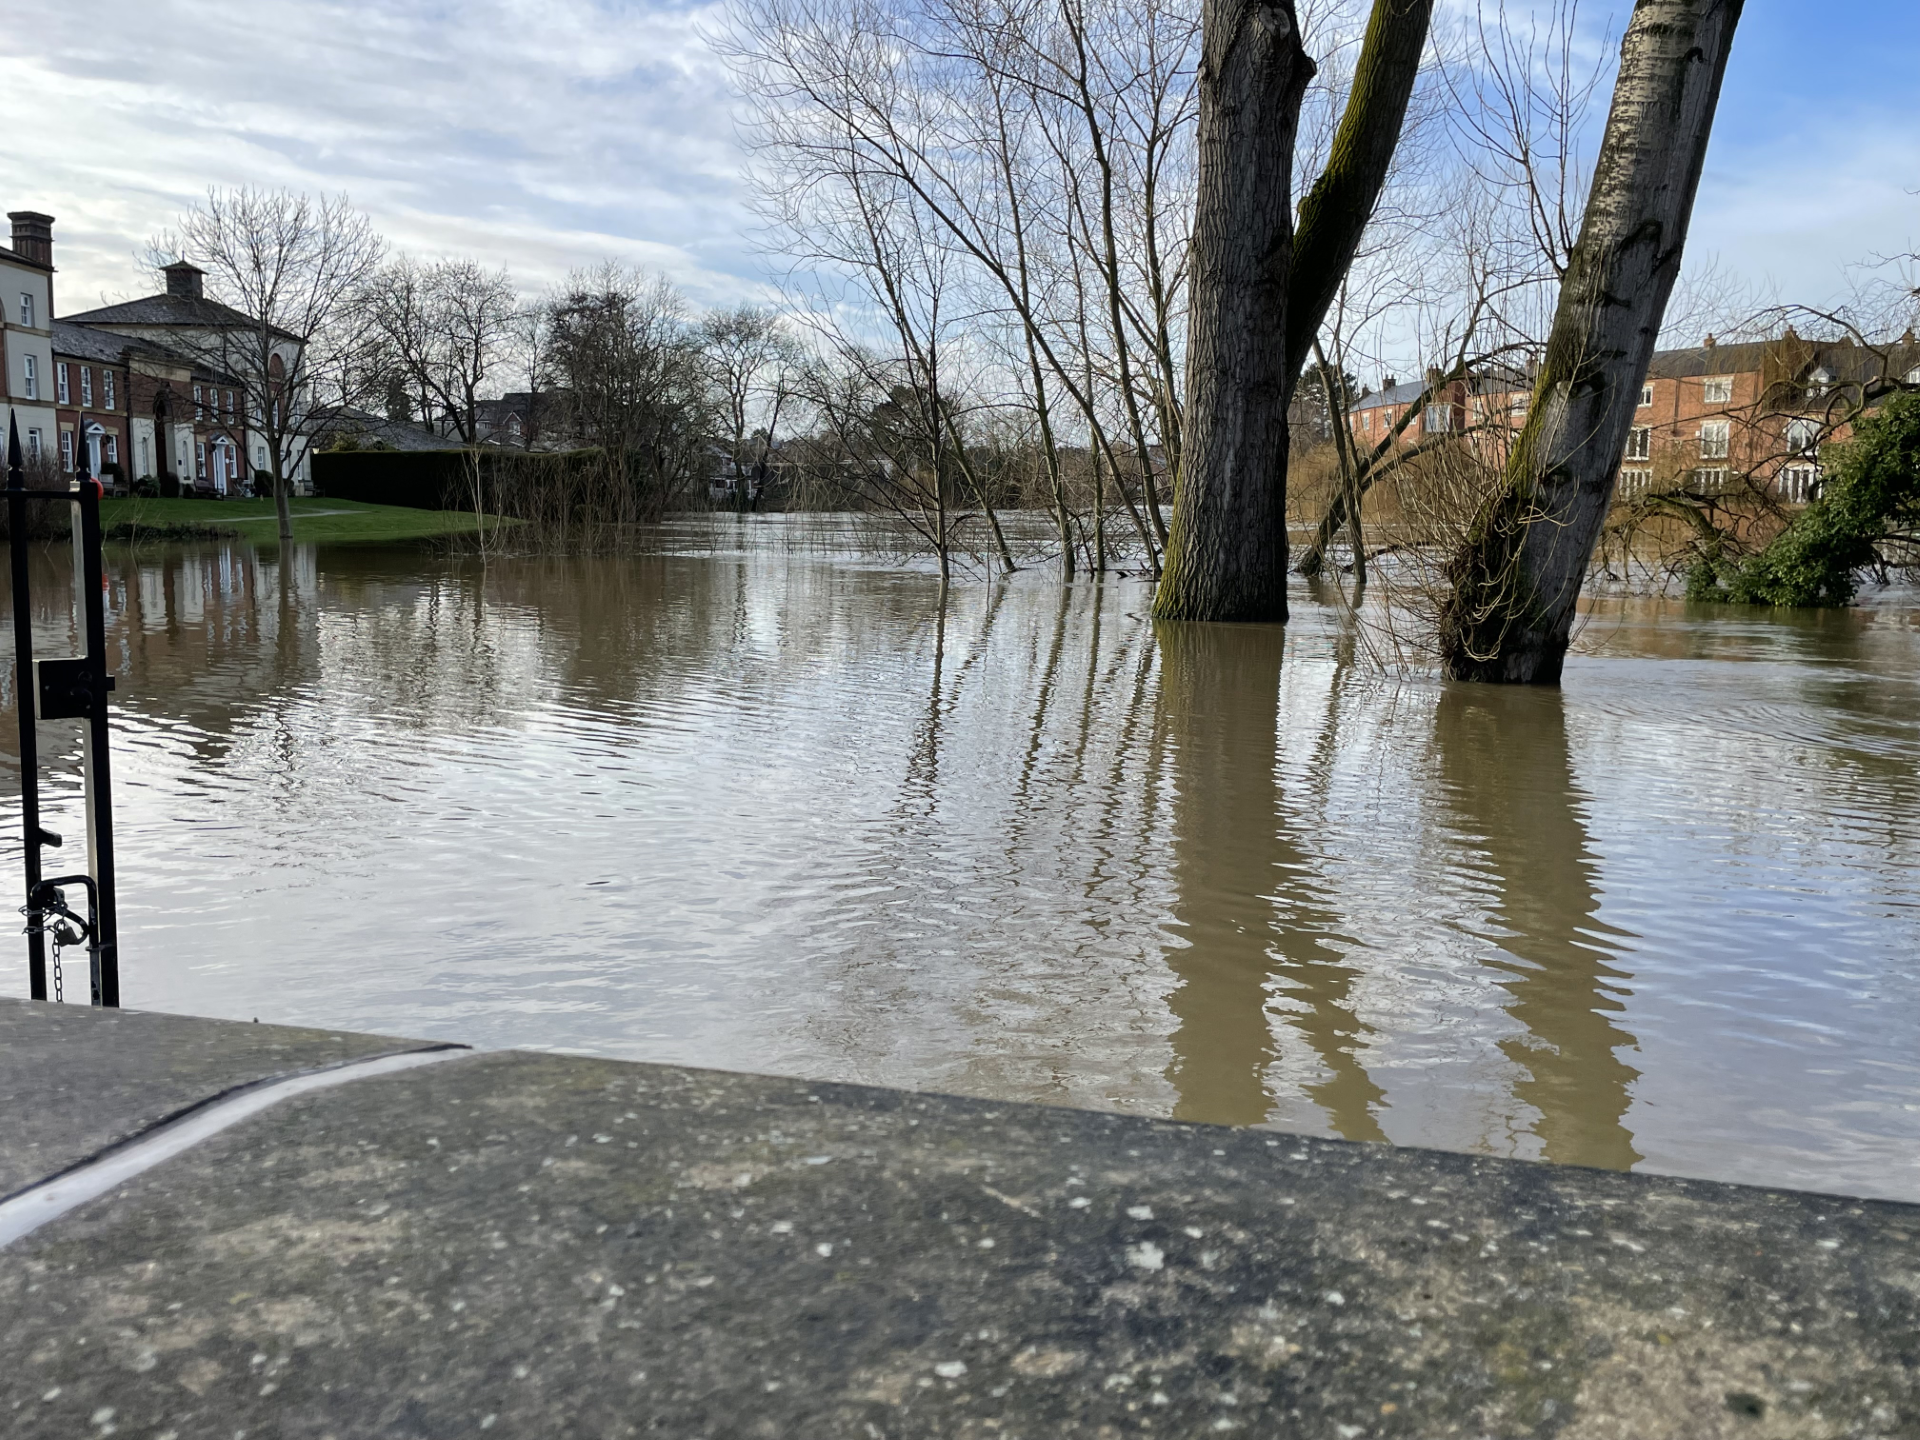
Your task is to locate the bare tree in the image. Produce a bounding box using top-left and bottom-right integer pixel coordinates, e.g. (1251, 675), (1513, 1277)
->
(1150, 0), (1315, 620)
(545, 264), (717, 522)
(701, 304), (805, 509)
(1440, 0), (1744, 683)
(1153, 0), (1435, 620)
(157, 188), (385, 541)
(719, 0), (1210, 576)
(362, 257), (518, 445)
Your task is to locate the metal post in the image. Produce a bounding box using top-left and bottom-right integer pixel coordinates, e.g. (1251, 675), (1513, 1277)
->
(7, 413), (48, 1000)
(8, 415), (120, 1006)
(71, 446), (118, 1007)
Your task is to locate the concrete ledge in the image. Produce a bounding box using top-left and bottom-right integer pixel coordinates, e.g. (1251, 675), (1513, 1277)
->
(0, 999), (445, 1198)
(3, 1001), (1919, 1438)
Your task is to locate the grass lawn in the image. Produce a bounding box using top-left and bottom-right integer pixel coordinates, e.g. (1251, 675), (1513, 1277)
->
(99, 496), (509, 545)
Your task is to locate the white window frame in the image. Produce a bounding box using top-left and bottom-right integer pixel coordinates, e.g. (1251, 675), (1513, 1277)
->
(1423, 403), (1453, 433)
(103, 371), (115, 410)
(196, 440), (208, 479)
(22, 354), (37, 399)
(1639, 383), (1654, 407)
(193, 385), (204, 420)
(1694, 467), (1728, 493)
(1785, 417), (1818, 454)
(1906, 365), (1920, 386)
(80, 366), (93, 407)
(105, 434), (119, 466)
(26, 428), (41, 461)
(60, 429), (74, 472)
(1780, 464), (1818, 504)
(1625, 426), (1651, 461)
(1699, 420), (1730, 460)
(1702, 376), (1733, 405)
(56, 362), (70, 404)
(1619, 467), (1653, 497)
(18, 292), (32, 327)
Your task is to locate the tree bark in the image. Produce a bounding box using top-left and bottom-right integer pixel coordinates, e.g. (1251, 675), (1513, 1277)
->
(1283, 0), (1435, 409)
(1441, 0), (1744, 684)
(1152, 0), (1313, 623)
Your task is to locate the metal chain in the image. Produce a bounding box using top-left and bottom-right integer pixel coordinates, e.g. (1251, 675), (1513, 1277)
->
(49, 931), (62, 1003)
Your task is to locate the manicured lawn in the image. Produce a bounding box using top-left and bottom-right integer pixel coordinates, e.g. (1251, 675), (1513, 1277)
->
(99, 497), (509, 545)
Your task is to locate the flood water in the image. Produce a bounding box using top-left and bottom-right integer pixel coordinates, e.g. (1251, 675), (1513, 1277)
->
(5, 516), (1919, 1203)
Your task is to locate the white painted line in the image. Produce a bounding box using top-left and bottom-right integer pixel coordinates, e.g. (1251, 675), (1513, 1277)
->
(0, 1046), (468, 1249)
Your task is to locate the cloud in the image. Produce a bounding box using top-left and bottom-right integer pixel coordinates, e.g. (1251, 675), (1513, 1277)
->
(0, 0), (768, 311)
(2, 0), (1912, 335)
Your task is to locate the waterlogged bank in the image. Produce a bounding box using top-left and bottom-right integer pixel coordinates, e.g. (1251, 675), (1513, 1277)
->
(4, 515), (1919, 1201)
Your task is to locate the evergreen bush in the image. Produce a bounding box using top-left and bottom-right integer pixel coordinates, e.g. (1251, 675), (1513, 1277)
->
(1692, 392), (1920, 607)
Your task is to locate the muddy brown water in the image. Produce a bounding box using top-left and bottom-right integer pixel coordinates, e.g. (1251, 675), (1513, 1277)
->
(5, 516), (1919, 1202)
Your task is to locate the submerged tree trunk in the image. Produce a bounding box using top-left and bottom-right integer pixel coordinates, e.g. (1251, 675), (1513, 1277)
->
(1440, 0), (1744, 684)
(1152, 0), (1313, 622)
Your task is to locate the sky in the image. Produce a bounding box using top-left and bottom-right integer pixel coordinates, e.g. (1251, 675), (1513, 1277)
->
(1, 0), (1914, 322)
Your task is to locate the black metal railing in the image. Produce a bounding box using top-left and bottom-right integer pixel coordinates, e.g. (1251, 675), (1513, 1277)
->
(8, 412), (119, 1005)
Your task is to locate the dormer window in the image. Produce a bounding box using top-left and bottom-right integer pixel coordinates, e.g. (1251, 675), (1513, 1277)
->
(1809, 366), (1835, 394)
(1906, 366), (1920, 386)
(1703, 376), (1733, 405)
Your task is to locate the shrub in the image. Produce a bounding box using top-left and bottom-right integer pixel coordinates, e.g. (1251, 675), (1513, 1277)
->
(1695, 392), (1920, 606)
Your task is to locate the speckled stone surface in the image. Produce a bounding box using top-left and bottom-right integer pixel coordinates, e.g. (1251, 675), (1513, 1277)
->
(0, 998), (446, 1198)
(3, 1020), (1919, 1440)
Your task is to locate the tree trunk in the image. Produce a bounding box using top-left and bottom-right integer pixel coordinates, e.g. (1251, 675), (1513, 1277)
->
(273, 459), (293, 543)
(1152, 0), (1313, 623)
(1441, 0), (1743, 684)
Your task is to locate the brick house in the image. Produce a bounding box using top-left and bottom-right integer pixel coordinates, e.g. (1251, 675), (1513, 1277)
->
(1345, 368), (1531, 455)
(50, 320), (130, 482)
(3, 207), (282, 494)
(1, 212), (58, 468)
(1618, 331), (1920, 503)
(50, 318), (255, 495)
(1349, 331), (1920, 506)
(63, 260), (310, 495)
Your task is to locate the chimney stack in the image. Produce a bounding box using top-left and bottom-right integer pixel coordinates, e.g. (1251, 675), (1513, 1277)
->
(8, 211), (53, 268)
(164, 261), (205, 300)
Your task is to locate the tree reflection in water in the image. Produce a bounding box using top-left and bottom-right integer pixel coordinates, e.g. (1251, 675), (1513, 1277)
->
(1431, 685), (1643, 1170)
(1155, 621), (1386, 1140)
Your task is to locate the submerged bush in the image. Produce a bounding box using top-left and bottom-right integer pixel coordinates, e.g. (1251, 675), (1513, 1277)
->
(1693, 392), (1920, 607)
